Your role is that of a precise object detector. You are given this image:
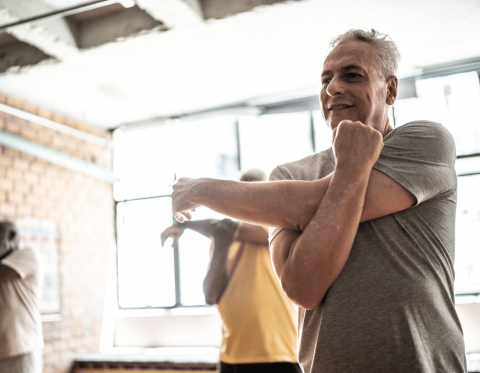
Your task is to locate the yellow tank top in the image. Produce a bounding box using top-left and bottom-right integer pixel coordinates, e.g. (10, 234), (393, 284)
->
(216, 239), (298, 364)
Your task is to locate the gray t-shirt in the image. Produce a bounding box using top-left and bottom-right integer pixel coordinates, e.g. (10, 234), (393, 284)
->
(269, 121), (466, 373)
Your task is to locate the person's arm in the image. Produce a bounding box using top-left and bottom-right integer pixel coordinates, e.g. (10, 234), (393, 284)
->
(160, 219), (218, 247)
(202, 219), (239, 305)
(235, 223), (268, 245)
(270, 121), (382, 309)
(0, 264), (20, 282)
(161, 219), (242, 305)
(171, 167), (413, 230)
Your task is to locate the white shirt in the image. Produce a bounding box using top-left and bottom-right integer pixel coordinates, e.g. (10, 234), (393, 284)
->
(0, 248), (44, 359)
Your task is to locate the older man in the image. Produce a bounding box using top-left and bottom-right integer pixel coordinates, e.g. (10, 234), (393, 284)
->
(0, 222), (43, 373)
(171, 29), (466, 372)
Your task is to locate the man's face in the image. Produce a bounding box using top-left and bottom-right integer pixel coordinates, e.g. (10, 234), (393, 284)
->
(320, 40), (395, 133)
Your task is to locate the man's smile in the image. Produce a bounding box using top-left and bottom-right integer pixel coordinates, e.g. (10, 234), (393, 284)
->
(328, 104), (354, 110)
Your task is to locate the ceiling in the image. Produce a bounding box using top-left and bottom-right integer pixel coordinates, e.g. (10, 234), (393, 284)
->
(0, 0), (480, 129)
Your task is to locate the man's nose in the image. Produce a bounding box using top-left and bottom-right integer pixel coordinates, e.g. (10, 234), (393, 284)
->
(326, 76), (345, 97)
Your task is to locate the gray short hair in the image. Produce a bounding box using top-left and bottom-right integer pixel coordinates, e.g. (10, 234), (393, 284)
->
(330, 29), (400, 81)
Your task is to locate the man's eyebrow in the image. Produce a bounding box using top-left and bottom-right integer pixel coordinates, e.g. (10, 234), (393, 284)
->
(341, 64), (367, 74)
(321, 70), (332, 77)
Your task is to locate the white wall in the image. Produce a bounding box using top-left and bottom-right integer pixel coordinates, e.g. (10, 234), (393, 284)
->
(114, 314), (222, 347)
(457, 303), (480, 354)
(114, 304), (480, 352)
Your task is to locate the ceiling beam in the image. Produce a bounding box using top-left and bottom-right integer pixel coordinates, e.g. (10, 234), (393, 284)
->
(0, 2), (78, 61)
(135, 0), (203, 29)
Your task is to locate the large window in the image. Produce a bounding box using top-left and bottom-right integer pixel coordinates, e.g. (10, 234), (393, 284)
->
(393, 71), (480, 296)
(114, 113), (319, 309)
(115, 69), (480, 309)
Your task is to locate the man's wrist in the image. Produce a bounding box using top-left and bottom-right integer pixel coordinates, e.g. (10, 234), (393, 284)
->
(335, 160), (372, 176)
(333, 164), (371, 186)
(192, 178), (213, 206)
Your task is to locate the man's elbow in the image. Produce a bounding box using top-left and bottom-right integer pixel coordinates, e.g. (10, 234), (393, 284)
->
(204, 295), (217, 306)
(203, 287), (218, 305)
(280, 273), (324, 311)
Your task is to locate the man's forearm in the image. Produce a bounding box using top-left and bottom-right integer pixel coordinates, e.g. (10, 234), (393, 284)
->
(202, 222), (237, 305)
(181, 220), (217, 238)
(203, 239), (230, 305)
(272, 167), (371, 309)
(190, 177), (332, 231)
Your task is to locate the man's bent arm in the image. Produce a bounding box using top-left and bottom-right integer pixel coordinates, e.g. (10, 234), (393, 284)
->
(271, 166), (369, 309)
(173, 169), (413, 231)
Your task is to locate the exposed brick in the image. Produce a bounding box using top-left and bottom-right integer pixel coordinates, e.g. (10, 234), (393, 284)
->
(21, 101), (37, 115)
(37, 132), (52, 146)
(7, 191), (25, 203)
(5, 120), (21, 134)
(0, 203), (15, 216)
(21, 153), (36, 161)
(6, 168), (23, 179)
(16, 204), (32, 216)
(0, 94), (113, 373)
(52, 135), (67, 149)
(30, 161), (46, 174)
(37, 107), (53, 120)
(23, 172), (38, 185)
(13, 180), (30, 193)
(6, 95), (22, 109)
(0, 154), (13, 166)
(3, 147), (19, 157)
(20, 127), (37, 142)
(13, 158), (30, 170)
(52, 113), (68, 127)
(64, 117), (81, 131)
(0, 179), (14, 190)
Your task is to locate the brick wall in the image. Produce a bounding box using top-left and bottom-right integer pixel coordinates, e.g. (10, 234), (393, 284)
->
(0, 93), (115, 373)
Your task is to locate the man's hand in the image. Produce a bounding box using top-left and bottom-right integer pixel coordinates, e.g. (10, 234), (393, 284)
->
(172, 177), (205, 222)
(332, 120), (384, 173)
(160, 223), (186, 246)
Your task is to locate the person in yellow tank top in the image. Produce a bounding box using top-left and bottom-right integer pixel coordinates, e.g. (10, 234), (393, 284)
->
(161, 171), (300, 373)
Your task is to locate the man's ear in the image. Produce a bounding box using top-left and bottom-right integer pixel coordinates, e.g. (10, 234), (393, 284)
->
(386, 76), (398, 105)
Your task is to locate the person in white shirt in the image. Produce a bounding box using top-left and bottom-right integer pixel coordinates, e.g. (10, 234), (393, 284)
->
(0, 221), (43, 373)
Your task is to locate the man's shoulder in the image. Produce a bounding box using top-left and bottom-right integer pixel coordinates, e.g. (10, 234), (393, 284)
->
(11, 247), (39, 261)
(269, 148), (334, 181)
(385, 120), (456, 162)
(390, 120), (454, 142)
(1, 248), (40, 278)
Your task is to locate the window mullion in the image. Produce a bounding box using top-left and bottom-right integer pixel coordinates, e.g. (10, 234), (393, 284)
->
(173, 241), (181, 306)
(309, 111), (316, 153)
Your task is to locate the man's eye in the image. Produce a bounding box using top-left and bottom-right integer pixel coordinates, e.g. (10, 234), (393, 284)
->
(347, 73), (361, 78)
(322, 78), (331, 85)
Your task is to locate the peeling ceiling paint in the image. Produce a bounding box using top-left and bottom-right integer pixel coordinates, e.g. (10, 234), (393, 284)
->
(0, 0), (480, 128)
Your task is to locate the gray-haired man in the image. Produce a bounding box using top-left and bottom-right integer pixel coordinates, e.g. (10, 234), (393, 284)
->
(171, 30), (466, 372)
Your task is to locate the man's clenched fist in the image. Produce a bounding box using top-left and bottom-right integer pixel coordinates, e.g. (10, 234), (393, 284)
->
(171, 177), (204, 222)
(332, 120), (384, 173)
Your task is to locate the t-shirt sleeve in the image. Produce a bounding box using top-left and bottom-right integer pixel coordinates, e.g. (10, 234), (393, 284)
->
(1, 248), (40, 279)
(373, 121), (457, 206)
(268, 166), (292, 244)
